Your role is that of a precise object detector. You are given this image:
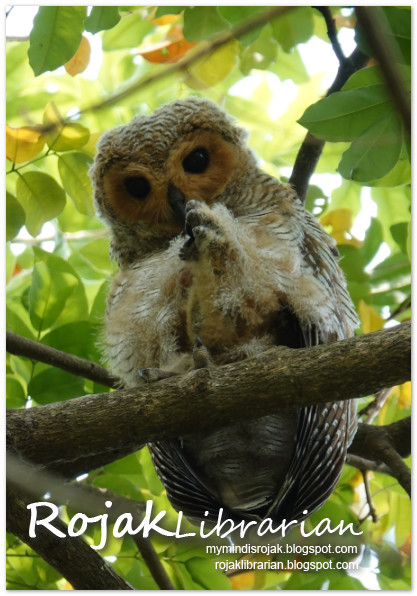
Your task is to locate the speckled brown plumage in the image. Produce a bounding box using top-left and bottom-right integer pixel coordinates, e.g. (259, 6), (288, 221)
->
(90, 97), (359, 525)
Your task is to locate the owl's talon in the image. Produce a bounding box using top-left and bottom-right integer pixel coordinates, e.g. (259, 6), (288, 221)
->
(139, 368), (178, 383)
(192, 337), (212, 369)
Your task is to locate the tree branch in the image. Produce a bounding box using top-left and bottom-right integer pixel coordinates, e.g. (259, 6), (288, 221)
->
(355, 6), (411, 138)
(348, 417), (411, 496)
(7, 323), (410, 476)
(6, 484), (133, 590)
(6, 331), (119, 389)
(7, 454), (175, 590)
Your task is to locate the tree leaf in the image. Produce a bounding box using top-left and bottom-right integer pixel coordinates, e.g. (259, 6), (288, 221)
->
(298, 85), (392, 142)
(64, 36), (91, 76)
(29, 248), (88, 332)
(85, 6), (120, 33)
(6, 192), (25, 241)
(185, 41), (239, 90)
(58, 152), (94, 215)
(270, 7), (314, 52)
(102, 14), (154, 51)
(183, 6), (230, 42)
(16, 171), (66, 236)
(28, 6), (87, 75)
(6, 124), (46, 164)
(338, 114), (402, 182)
(43, 102), (90, 152)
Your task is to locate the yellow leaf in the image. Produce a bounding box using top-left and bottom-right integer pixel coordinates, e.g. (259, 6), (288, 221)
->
(138, 26), (197, 64)
(230, 571), (255, 590)
(398, 381), (411, 409)
(320, 208), (362, 247)
(150, 13), (182, 26)
(358, 300), (385, 333)
(6, 124), (46, 164)
(43, 102), (89, 151)
(184, 40), (239, 90)
(65, 36), (91, 76)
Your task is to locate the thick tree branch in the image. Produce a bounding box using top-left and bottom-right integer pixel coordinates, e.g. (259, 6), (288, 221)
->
(7, 323), (410, 476)
(349, 417), (411, 496)
(6, 331), (119, 389)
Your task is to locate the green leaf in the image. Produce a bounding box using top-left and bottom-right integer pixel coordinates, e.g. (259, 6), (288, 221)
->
(298, 85), (391, 142)
(342, 65), (383, 91)
(16, 171), (66, 237)
(360, 218), (383, 264)
(85, 6), (120, 33)
(155, 7), (185, 17)
(6, 191), (25, 241)
(58, 152), (94, 215)
(219, 7), (266, 45)
(6, 375), (26, 409)
(338, 114), (402, 182)
(29, 367), (85, 404)
(270, 46), (308, 84)
(239, 25), (278, 75)
(28, 6), (87, 75)
(29, 248), (88, 332)
(270, 7), (314, 52)
(356, 7), (411, 65)
(102, 14), (154, 51)
(183, 7), (230, 42)
(186, 557), (231, 590)
(390, 222), (409, 255)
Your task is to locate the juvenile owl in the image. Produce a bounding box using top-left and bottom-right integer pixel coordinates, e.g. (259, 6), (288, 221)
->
(90, 97), (358, 526)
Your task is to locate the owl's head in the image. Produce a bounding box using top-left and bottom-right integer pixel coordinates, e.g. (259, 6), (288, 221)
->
(90, 97), (257, 258)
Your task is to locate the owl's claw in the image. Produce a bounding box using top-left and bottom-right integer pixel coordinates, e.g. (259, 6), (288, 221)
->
(193, 337), (212, 369)
(139, 368), (178, 383)
(180, 200), (226, 262)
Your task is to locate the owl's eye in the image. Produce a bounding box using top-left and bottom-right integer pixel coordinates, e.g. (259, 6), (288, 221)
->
(124, 176), (151, 200)
(182, 147), (210, 174)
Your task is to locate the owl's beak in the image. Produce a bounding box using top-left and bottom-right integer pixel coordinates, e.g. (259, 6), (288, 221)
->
(167, 183), (186, 227)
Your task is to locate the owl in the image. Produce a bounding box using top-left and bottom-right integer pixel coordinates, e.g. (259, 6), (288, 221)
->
(90, 97), (359, 527)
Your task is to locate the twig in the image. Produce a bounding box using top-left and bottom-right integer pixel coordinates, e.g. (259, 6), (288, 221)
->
(359, 470), (379, 523)
(359, 387), (392, 424)
(6, 331), (119, 389)
(313, 7), (346, 64)
(345, 454), (391, 476)
(355, 6), (411, 138)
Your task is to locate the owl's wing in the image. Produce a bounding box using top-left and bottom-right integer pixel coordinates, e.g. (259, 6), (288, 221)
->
(266, 216), (358, 524)
(149, 439), (235, 525)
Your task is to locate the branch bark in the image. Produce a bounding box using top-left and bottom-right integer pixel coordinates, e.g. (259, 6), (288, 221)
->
(7, 323), (410, 476)
(6, 331), (119, 389)
(6, 485), (133, 590)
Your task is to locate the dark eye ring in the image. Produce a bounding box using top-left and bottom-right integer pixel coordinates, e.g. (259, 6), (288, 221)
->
(124, 176), (151, 201)
(182, 147), (209, 174)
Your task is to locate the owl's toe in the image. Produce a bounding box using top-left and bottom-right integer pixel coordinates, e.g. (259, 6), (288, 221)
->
(139, 368), (178, 383)
(192, 337), (212, 369)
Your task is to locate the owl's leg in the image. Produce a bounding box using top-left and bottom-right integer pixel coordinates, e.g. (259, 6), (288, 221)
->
(139, 339), (211, 383)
